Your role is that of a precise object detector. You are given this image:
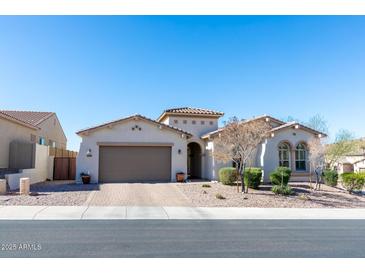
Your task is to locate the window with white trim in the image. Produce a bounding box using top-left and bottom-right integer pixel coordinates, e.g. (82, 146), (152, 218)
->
(278, 143), (290, 168)
(295, 143), (307, 171)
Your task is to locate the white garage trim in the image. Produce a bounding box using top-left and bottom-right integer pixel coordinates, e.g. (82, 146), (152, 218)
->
(97, 142), (174, 147)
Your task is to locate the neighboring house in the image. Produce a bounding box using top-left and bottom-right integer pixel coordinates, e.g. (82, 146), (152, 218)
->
(76, 107), (326, 183)
(0, 110), (67, 169)
(334, 143), (365, 174)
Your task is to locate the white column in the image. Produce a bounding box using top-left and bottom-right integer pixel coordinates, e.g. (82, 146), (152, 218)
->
(19, 177), (30, 195)
(0, 179), (6, 195)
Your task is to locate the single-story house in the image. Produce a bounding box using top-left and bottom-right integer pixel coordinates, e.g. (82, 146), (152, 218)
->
(333, 141), (365, 174)
(76, 107), (326, 183)
(0, 110), (67, 169)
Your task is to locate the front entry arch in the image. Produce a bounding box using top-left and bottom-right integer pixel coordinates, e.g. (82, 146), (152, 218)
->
(187, 142), (202, 179)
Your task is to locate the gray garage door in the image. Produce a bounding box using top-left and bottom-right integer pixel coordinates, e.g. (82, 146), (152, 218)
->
(99, 146), (172, 183)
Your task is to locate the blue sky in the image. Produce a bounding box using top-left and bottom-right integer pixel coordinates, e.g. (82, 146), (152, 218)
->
(1, 16), (364, 151)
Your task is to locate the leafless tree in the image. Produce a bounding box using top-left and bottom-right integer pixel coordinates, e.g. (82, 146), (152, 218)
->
(306, 114), (329, 135)
(213, 117), (271, 193)
(326, 129), (357, 168)
(282, 114), (328, 135)
(308, 137), (326, 190)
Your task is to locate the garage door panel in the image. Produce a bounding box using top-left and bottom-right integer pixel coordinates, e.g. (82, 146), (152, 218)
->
(99, 146), (171, 183)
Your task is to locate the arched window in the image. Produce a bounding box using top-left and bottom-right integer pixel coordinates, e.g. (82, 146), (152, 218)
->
(278, 143), (290, 168)
(295, 143), (307, 171)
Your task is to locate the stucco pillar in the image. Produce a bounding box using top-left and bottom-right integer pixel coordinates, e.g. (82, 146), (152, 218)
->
(19, 177), (30, 195)
(0, 179), (6, 195)
(291, 149), (296, 171)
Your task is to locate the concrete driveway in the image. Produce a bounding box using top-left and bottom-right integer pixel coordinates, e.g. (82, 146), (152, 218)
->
(87, 183), (193, 206)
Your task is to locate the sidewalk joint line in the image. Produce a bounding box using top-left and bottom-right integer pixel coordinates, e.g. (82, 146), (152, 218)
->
(80, 205), (90, 220)
(32, 206), (49, 220)
(162, 207), (170, 220)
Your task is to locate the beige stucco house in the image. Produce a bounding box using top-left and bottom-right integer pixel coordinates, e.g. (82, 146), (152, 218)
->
(334, 146), (365, 174)
(76, 107), (326, 184)
(0, 110), (67, 169)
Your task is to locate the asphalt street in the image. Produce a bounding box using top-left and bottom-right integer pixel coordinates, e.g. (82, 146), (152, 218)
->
(0, 220), (364, 258)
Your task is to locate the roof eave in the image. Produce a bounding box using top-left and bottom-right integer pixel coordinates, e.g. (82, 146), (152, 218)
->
(76, 115), (193, 138)
(0, 112), (39, 130)
(34, 112), (56, 126)
(271, 122), (328, 137)
(157, 112), (224, 123)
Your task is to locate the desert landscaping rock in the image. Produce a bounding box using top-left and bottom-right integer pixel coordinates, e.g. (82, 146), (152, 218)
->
(177, 182), (365, 208)
(0, 181), (97, 206)
(1, 180), (365, 208)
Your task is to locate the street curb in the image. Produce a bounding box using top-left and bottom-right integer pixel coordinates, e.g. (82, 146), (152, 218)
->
(1, 206), (365, 220)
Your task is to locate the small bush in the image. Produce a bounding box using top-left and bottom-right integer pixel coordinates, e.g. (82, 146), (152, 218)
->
(244, 168), (263, 189)
(270, 167), (292, 186)
(323, 170), (338, 187)
(202, 184), (211, 188)
(215, 193), (226, 200)
(272, 184), (293, 196)
(342, 173), (365, 194)
(219, 167), (238, 185)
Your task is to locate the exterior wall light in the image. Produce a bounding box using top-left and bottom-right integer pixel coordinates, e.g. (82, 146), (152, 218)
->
(86, 149), (92, 158)
(178, 149), (182, 155)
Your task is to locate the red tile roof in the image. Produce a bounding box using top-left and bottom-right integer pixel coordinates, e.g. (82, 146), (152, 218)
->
(201, 115), (285, 139)
(157, 107), (224, 122)
(201, 115), (327, 139)
(165, 107), (224, 116)
(0, 110), (54, 127)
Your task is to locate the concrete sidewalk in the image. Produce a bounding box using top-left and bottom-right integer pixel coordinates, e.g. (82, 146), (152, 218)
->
(1, 206), (365, 220)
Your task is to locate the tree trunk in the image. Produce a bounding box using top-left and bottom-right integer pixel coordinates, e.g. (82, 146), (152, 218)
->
(315, 170), (320, 191)
(241, 162), (246, 193)
(309, 164), (313, 190)
(236, 164), (240, 193)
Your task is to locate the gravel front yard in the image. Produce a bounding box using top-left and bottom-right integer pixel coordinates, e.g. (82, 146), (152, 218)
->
(0, 181), (97, 206)
(177, 182), (365, 208)
(2, 180), (365, 208)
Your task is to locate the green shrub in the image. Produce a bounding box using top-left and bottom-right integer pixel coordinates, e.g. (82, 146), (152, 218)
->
(323, 170), (338, 187)
(219, 167), (238, 185)
(202, 184), (211, 188)
(269, 167), (292, 186)
(342, 173), (365, 194)
(215, 193), (226, 200)
(272, 184), (293, 196)
(244, 168), (263, 189)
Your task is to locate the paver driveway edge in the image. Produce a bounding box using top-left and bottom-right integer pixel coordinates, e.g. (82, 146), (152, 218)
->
(83, 189), (98, 206)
